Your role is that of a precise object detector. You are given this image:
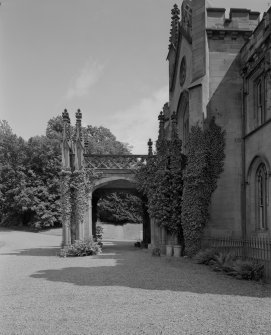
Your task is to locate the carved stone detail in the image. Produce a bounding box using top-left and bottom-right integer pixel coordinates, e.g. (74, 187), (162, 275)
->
(169, 4), (180, 48)
(84, 155), (149, 170)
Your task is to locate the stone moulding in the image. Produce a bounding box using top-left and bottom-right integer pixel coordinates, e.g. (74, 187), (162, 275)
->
(206, 29), (252, 41)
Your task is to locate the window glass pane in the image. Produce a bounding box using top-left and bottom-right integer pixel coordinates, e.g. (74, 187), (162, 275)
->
(256, 164), (267, 230)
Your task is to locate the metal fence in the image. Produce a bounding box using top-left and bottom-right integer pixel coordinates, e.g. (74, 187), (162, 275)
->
(202, 237), (271, 279)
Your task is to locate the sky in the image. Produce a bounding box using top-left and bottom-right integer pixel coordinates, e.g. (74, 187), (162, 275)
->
(0, 0), (269, 153)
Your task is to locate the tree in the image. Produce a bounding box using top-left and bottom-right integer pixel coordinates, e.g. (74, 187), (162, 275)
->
(0, 116), (141, 228)
(84, 125), (131, 154)
(98, 192), (142, 224)
(46, 115), (63, 141)
(0, 121), (28, 225)
(20, 135), (62, 228)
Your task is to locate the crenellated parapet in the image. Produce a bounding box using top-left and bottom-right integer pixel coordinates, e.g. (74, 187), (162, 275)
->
(206, 7), (260, 41)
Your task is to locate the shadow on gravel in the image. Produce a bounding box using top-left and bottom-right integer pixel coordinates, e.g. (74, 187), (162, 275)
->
(30, 242), (271, 298)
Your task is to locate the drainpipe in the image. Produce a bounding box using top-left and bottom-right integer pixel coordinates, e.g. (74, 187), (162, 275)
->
(241, 72), (247, 240)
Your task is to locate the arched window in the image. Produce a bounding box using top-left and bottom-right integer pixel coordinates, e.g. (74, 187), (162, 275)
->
(256, 163), (268, 230)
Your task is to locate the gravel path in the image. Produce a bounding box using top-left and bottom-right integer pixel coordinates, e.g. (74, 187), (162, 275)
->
(0, 228), (271, 335)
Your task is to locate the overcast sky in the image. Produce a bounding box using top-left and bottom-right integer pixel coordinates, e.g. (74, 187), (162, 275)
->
(0, 0), (269, 153)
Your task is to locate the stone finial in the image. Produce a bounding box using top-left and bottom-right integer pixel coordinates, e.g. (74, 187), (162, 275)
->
(62, 109), (69, 123)
(76, 109), (82, 123)
(62, 109), (70, 141)
(169, 4), (180, 48)
(158, 110), (165, 121)
(171, 111), (178, 139)
(75, 109), (83, 142)
(148, 138), (153, 156)
(158, 111), (165, 141)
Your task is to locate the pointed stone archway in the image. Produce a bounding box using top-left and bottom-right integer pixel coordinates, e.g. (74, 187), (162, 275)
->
(88, 176), (151, 245)
(60, 110), (153, 247)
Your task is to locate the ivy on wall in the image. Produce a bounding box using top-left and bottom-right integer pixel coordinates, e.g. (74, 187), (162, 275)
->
(60, 169), (72, 241)
(136, 116), (225, 256)
(70, 170), (85, 240)
(68, 166), (102, 243)
(182, 117), (225, 256)
(136, 136), (185, 242)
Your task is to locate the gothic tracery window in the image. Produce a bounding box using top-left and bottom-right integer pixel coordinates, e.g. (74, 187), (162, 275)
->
(256, 163), (268, 230)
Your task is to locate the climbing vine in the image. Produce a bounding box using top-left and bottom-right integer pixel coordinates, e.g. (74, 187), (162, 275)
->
(60, 168), (72, 245)
(136, 116), (224, 255)
(68, 166), (102, 243)
(182, 117), (225, 256)
(70, 170), (85, 239)
(136, 136), (185, 241)
(60, 169), (72, 225)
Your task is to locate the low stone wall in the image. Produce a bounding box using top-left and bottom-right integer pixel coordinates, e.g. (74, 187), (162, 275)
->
(97, 222), (143, 241)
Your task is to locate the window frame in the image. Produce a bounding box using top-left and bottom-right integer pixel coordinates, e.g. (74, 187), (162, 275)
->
(255, 163), (268, 231)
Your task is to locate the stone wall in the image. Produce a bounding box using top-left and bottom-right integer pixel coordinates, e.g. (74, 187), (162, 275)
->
(191, 0), (206, 81)
(165, 1), (267, 240)
(206, 55), (243, 238)
(97, 222), (143, 241)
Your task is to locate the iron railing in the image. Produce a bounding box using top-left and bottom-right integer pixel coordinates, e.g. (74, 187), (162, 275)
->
(203, 236), (271, 279)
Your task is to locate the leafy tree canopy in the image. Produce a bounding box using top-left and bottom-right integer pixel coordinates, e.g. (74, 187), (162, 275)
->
(0, 116), (141, 228)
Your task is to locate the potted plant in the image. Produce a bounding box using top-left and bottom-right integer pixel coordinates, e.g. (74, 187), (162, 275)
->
(173, 232), (184, 257)
(165, 231), (176, 256)
(166, 244), (173, 256)
(173, 244), (182, 257)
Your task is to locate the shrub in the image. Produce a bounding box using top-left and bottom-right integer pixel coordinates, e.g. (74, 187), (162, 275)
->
(96, 225), (103, 240)
(195, 249), (264, 281)
(230, 259), (264, 281)
(194, 248), (219, 265)
(95, 225), (103, 247)
(209, 252), (236, 273)
(60, 238), (101, 257)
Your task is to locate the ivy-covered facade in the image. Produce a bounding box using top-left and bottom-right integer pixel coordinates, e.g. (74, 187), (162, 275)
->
(61, 1), (271, 255)
(159, 0), (271, 251)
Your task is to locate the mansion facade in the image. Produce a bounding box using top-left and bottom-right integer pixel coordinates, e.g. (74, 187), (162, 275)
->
(165, 0), (271, 240)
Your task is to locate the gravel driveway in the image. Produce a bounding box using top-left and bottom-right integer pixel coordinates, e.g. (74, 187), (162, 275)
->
(0, 228), (270, 335)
